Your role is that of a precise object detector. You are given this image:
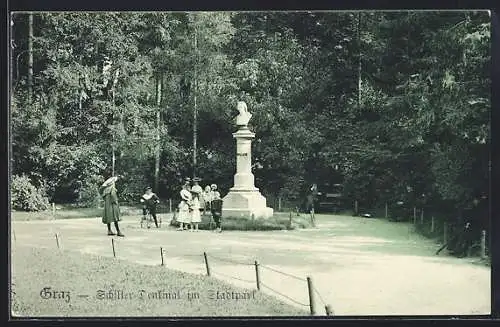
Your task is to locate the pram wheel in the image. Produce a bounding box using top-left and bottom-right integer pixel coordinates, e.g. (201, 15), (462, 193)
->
(141, 208), (153, 229)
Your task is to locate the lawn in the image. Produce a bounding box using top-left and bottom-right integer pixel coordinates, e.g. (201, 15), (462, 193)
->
(10, 245), (308, 317)
(11, 204), (161, 221)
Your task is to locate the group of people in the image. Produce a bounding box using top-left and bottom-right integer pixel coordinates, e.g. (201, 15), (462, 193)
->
(98, 175), (224, 236)
(176, 177), (223, 232)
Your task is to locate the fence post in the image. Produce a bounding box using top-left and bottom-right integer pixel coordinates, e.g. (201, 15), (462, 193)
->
(254, 261), (261, 291)
(306, 276), (316, 316)
(203, 252), (211, 276)
(325, 304), (333, 316)
(407, 219), (411, 239)
(278, 197), (282, 212)
(160, 247), (165, 266)
(480, 230), (486, 259)
(420, 209), (424, 224)
(169, 199), (172, 213)
(385, 203), (388, 219)
(52, 203), (56, 219)
(289, 212), (293, 229)
(413, 207), (416, 223)
(354, 200), (358, 216)
(430, 216), (435, 233)
(421, 208), (424, 222)
(443, 222), (448, 244)
(112, 238), (116, 258)
(55, 233), (60, 249)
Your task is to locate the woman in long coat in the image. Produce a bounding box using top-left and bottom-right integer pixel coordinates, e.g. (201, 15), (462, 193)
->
(99, 176), (124, 237)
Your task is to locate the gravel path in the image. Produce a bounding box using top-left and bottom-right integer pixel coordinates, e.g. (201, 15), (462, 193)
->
(11, 214), (491, 316)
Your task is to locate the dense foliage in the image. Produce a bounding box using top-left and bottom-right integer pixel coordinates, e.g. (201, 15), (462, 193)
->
(11, 174), (50, 211)
(11, 11), (490, 245)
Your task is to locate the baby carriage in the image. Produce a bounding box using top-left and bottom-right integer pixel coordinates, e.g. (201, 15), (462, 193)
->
(210, 199), (223, 232)
(141, 206), (162, 229)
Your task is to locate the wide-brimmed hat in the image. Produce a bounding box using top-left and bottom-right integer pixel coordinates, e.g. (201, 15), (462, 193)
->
(145, 186), (152, 191)
(191, 185), (203, 194)
(193, 177), (201, 182)
(210, 184), (217, 190)
(180, 189), (191, 201)
(102, 176), (118, 187)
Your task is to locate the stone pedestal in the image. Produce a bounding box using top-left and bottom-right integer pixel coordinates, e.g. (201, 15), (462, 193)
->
(222, 127), (274, 219)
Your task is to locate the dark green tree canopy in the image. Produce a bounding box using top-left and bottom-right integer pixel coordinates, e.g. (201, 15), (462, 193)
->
(11, 11), (489, 228)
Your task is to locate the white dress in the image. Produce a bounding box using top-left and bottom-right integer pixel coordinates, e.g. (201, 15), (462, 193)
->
(190, 197), (201, 223)
(177, 200), (191, 224)
(202, 191), (212, 209)
(211, 191), (221, 200)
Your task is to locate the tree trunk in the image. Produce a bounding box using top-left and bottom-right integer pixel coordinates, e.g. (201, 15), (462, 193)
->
(192, 26), (198, 179)
(154, 72), (163, 193)
(28, 13), (33, 103)
(357, 12), (362, 109)
(112, 142), (116, 176)
(112, 90), (116, 177)
(10, 16), (14, 94)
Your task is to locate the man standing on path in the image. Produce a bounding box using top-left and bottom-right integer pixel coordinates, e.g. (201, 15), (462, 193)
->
(307, 183), (320, 226)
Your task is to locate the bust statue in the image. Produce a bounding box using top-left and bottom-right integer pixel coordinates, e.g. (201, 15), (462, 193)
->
(235, 101), (252, 127)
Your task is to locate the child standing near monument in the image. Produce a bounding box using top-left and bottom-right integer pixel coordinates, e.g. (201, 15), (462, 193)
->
(190, 189), (202, 231)
(177, 186), (192, 231)
(210, 184), (223, 232)
(202, 185), (212, 215)
(210, 184), (221, 200)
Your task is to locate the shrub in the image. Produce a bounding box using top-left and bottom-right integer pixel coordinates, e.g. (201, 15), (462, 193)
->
(170, 213), (312, 231)
(11, 175), (50, 212)
(76, 176), (103, 208)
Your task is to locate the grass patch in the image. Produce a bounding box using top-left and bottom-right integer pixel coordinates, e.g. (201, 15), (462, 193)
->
(170, 212), (313, 231)
(11, 205), (164, 222)
(11, 245), (307, 317)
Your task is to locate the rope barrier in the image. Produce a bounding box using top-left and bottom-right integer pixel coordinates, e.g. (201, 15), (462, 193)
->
(312, 285), (327, 306)
(261, 282), (309, 307)
(211, 270), (255, 284)
(29, 230), (320, 312)
(260, 264), (305, 281)
(180, 254), (205, 258)
(208, 254), (254, 266)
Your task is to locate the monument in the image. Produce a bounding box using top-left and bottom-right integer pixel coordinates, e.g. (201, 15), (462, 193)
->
(221, 101), (274, 219)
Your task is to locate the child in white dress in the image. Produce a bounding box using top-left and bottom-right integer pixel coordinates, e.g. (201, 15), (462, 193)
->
(177, 188), (192, 231)
(190, 190), (202, 231)
(202, 185), (212, 215)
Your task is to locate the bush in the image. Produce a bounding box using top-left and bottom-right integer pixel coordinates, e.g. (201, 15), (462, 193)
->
(76, 176), (102, 208)
(11, 175), (50, 212)
(170, 213), (312, 231)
